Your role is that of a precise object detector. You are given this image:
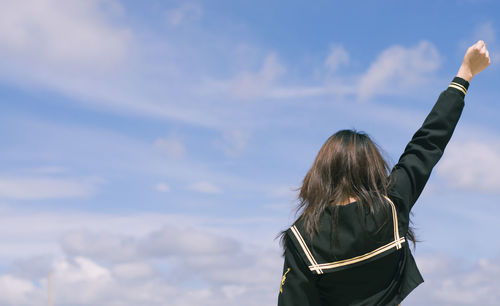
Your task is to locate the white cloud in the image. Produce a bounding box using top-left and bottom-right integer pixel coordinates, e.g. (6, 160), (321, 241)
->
(229, 52), (286, 98)
(0, 275), (40, 305)
(0, 211), (205, 262)
(0, 0), (249, 131)
(154, 137), (186, 159)
(60, 224), (240, 263)
(0, 252), (280, 306)
(0, 212), (283, 306)
(10, 255), (52, 277)
(112, 262), (153, 279)
(213, 129), (251, 157)
(60, 230), (140, 262)
(2, 208), (499, 306)
(141, 225), (239, 257)
(206, 40), (445, 102)
(473, 21), (496, 44)
(0, 0), (225, 129)
(0, 175), (105, 199)
(31, 165), (69, 174)
(47, 256), (115, 305)
(0, 0), (131, 68)
(407, 253), (500, 305)
(165, 3), (203, 26)
(437, 140), (500, 192)
(188, 181), (222, 194)
(154, 182), (171, 192)
(325, 43), (350, 72)
(3, 211), (280, 266)
(55, 256), (112, 283)
(221, 285), (247, 300)
(5, 224), (500, 306)
(267, 85), (332, 98)
(357, 40), (442, 100)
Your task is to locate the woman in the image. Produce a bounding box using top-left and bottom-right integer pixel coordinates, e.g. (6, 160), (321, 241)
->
(277, 40), (491, 306)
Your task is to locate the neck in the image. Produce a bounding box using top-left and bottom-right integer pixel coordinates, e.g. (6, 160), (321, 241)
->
(337, 196), (358, 206)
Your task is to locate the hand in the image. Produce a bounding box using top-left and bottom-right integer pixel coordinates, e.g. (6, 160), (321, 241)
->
(457, 40), (491, 82)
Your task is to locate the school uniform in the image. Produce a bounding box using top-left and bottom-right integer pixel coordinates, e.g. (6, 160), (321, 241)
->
(278, 76), (470, 306)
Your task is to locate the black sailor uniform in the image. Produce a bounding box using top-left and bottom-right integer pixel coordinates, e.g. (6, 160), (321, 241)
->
(278, 76), (470, 306)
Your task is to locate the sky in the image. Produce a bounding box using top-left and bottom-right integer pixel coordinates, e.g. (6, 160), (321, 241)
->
(0, 0), (499, 305)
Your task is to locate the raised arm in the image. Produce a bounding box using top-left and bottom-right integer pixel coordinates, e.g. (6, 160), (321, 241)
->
(388, 40), (490, 212)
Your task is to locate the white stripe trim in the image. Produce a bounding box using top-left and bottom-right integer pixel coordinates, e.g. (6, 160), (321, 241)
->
(384, 196), (402, 249)
(290, 225), (323, 274)
(449, 84), (467, 95)
(450, 81), (467, 92)
(291, 196), (406, 274)
(309, 237), (406, 270)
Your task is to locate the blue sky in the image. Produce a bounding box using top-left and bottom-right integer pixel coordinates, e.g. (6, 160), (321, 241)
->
(0, 0), (499, 305)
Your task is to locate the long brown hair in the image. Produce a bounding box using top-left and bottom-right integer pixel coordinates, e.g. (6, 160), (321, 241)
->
(278, 129), (417, 252)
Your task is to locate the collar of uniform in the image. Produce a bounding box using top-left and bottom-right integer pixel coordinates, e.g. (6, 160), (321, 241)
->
(287, 198), (406, 275)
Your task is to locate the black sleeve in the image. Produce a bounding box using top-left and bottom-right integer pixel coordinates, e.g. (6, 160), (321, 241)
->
(388, 76), (469, 212)
(277, 235), (321, 306)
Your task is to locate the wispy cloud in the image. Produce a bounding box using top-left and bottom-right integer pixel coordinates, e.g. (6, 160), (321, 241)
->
(228, 52), (286, 99)
(357, 40), (442, 101)
(325, 43), (350, 73)
(188, 181), (222, 194)
(408, 253), (500, 305)
(437, 140), (500, 193)
(0, 0), (224, 129)
(205, 40), (444, 103)
(154, 136), (187, 159)
(154, 182), (170, 192)
(111, 261), (153, 279)
(212, 128), (251, 157)
(0, 0), (131, 68)
(165, 3), (203, 27)
(0, 114), (242, 191)
(0, 175), (105, 200)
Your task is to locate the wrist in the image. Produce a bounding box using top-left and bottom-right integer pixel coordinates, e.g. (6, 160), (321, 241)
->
(457, 65), (473, 82)
(449, 75), (470, 98)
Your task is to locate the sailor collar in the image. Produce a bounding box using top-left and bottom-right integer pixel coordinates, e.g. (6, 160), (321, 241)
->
(286, 196), (406, 275)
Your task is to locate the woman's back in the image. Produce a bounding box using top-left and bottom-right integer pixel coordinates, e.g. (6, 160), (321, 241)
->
(316, 250), (402, 304)
(283, 197), (406, 305)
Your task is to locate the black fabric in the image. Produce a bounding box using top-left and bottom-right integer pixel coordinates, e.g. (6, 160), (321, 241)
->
(451, 76), (470, 90)
(277, 76), (469, 306)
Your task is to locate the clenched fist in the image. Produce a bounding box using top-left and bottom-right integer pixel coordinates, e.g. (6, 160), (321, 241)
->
(457, 40), (491, 82)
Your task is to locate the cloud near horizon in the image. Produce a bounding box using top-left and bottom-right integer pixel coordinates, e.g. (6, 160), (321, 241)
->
(0, 211), (499, 305)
